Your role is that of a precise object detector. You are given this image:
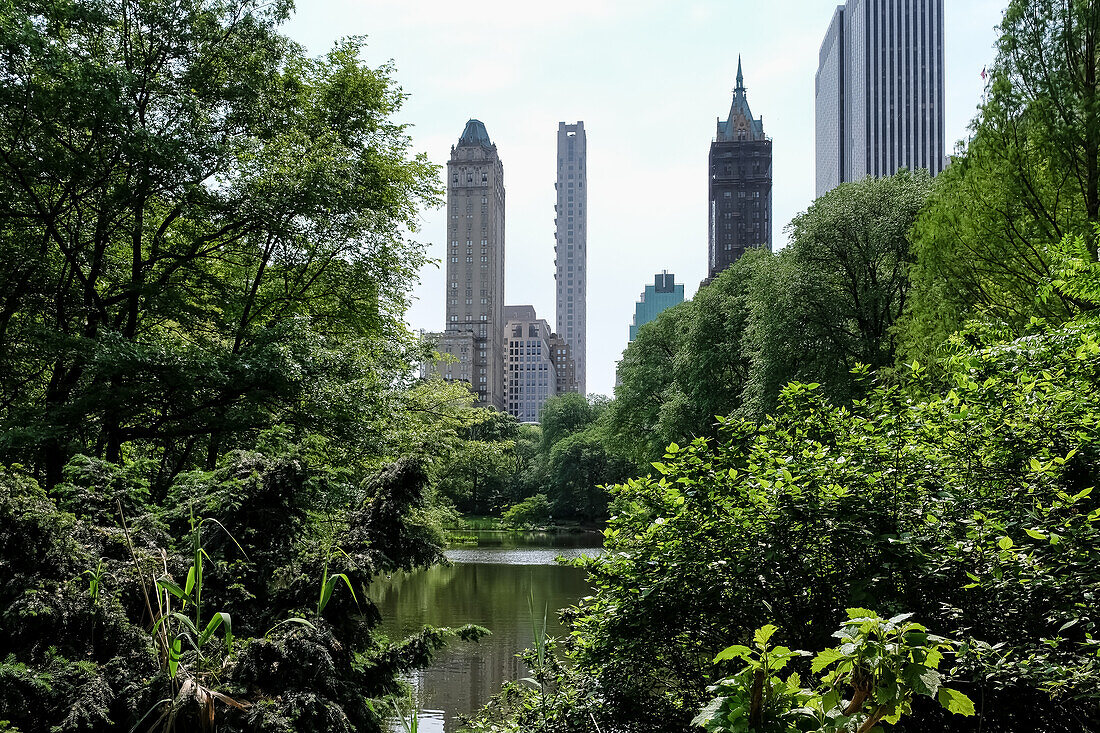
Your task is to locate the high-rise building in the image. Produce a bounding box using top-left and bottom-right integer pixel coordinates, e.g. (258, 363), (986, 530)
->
(441, 119), (506, 409)
(629, 272), (685, 342)
(708, 58), (772, 282)
(548, 333), (577, 397)
(504, 306), (558, 423)
(554, 122), (586, 395)
(815, 0), (946, 197)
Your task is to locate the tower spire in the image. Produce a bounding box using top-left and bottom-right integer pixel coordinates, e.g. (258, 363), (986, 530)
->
(736, 55), (744, 92)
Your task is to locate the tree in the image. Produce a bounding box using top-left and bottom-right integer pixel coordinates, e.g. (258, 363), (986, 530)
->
(743, 170), (932, 413)
(545, 425), (632, 522)
(902, 0), (1100, 361)
(607, 299), (693, 465)
(0, 0), (439, 487)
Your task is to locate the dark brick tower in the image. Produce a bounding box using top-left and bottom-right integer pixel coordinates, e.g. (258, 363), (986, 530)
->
(708, 57), (772, 281)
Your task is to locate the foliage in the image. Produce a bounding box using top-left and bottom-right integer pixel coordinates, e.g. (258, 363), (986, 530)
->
(609, 252), (764, 466)
(900, 0), (1100, 362)
(0, 451), (488, 733)
(0, 0), (440, 488)
(610, 171), (931, 467)
(695, 613), (974, 733)
(742, 169), (932, 414)
(551, 306), (1100, 733)
(502, 494), (553, 527)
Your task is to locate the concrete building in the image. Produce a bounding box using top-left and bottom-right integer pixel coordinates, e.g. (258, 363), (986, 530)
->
(709, 58), (772, 282)
(419, 330), (476, 384)
(548, 334), (577, 397)
(815, 0), (946, 197)
(629, 272), (685, 342)
(440, 120), (507, 409)
(554, 122), (587, 395)
(504, 306), (558, 423)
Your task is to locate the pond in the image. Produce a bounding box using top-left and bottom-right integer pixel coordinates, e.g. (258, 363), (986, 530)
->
(370, 529), (603, 732)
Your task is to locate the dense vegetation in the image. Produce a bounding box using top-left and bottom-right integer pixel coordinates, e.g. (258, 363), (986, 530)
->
(3, 0), (1100, 732)
(467, 1), (1100, 732)
(0, 1), (490, 730)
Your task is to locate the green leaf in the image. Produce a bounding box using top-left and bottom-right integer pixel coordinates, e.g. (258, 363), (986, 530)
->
(903, 663), (942, 697)
(168, 637), (182, 679)
(753, 625), (778, 648)
(937, 687), (976, 716)
(198, 612), (233, 652)
(714, 644), (752, 663)
(812, 647), (844, 673)
(997, 536), (1014, 550)
(1024, 528), (1047, 540)
(845, 607), (877, 620)
(157, 578), (194, 606)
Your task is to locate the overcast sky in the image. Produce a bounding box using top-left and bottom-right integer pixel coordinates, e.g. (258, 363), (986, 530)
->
(284, 0), (1005, 398)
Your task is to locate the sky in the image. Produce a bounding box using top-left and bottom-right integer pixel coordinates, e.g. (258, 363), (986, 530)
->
(284, 0), (1006, 398)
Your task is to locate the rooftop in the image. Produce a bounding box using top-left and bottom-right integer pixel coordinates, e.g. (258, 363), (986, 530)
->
(458, 119), (493, 148)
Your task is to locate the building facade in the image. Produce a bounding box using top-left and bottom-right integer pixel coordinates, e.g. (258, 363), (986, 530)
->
(708, 59), (772, 282)
(629, 272), (685, 342)
(815, 0), (946, 197)
(504, 306), (558, 423)
(442, 120), (507, 409)
(548, 334), (577, 397)
(554, 122), (587, 395)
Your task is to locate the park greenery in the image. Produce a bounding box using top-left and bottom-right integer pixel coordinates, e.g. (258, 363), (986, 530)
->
(0, 0), (1098, 732)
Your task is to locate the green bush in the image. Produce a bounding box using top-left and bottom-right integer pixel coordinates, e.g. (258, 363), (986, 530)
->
(502, 494), (553, 527)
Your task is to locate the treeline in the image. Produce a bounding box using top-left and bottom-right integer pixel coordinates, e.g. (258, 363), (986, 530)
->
(468, 1), (1100, 732)
(431, 392), (632, 524)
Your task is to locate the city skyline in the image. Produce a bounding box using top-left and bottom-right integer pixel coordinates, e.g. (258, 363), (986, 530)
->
(284, 0), (1004, 398)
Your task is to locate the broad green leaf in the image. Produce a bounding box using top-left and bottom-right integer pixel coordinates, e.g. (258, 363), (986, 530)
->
(714, 644), (752, 663)
(937, 687), (976, 716)
(812, 647), (844, 673)
(903, 663), (942, 697)
(753, 625), (778, 647)
(997, 536), (1014, 550)
(1024, 528), (1047, 540)
(845, 608), (877, 620)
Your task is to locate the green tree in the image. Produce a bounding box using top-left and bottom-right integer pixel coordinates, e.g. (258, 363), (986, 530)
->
(902, 0), (1100, 361)
(0, 0), (439, 487)
(743, 170), (933, 414)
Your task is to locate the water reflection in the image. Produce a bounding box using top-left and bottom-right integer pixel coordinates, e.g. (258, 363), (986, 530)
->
(371, 530), (602, 732)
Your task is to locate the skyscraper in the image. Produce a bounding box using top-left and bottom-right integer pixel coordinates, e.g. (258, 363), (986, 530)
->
(554, 122), (586, 395)
(815, 0), (946, 197)
(708, 59), (772, 282)
(629, 272), (685, 342)
(441, 119), (506, 409)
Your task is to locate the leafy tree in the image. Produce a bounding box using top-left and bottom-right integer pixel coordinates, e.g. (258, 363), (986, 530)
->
(901, 0), (1100, 361)
(0, 0), (439, 487)
(743, 170), (933, 414)
(609, 252), (766, 466)
(545, 426), (633, 522)
(543, 282), (1100, 732)
(539, 392), (603, 450)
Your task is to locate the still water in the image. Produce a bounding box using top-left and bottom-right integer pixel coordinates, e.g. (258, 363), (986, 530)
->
(370, 530), (603, 732)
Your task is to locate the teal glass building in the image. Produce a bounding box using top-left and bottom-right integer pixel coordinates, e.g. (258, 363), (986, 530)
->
(629, 272), (684, 342)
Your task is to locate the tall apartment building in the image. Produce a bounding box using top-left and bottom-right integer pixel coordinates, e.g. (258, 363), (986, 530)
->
(708, 59), (772, 282)
(629, 272), (685, 342)
(554, 122), (587, 395)
(504, 306), (558, 423)
(440, 119), (506, 409)
(815, 0), (946, 197)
